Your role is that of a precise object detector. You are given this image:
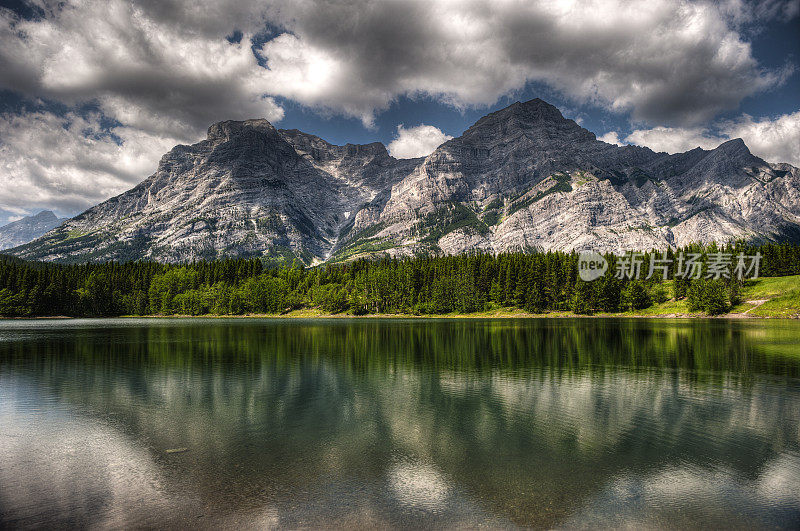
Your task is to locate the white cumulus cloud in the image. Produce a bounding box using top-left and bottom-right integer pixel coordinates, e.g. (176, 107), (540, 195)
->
(0, 110), (180, 218)
(387, 124), (453, 159)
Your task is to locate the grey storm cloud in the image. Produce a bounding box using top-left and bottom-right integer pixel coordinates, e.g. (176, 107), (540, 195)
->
(257, 0), (790, 125)
(0, 0), (285, 140)
(1, 0), (792, 130)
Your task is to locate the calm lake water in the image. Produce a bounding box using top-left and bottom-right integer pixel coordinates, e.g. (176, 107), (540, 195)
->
(1, 318), (799, 529)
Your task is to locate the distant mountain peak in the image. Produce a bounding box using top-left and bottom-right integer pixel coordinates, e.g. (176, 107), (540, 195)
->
(32, 210), (57, 220)
(457, 97), (594, 151)
(0, 210), (66, 251)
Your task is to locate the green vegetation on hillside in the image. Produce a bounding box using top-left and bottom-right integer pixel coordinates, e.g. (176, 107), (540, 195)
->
(419, 203), (490, 244)
(507, 173), (573, 218)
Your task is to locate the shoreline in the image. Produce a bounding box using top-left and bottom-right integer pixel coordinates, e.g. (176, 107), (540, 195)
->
(2, 310), (797, 320)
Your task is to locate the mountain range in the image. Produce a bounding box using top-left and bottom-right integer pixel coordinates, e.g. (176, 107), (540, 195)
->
(0, 211), (67, 251)
(9, 99), (800, 264)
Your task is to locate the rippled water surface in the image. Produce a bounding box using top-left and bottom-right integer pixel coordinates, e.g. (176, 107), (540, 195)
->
(1, 318), (799, 528)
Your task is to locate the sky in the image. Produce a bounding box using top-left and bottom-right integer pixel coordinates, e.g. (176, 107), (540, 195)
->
(0, 0), (798, 224)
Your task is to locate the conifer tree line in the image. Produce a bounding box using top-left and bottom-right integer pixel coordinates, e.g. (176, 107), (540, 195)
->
(1, 242), (799, 318)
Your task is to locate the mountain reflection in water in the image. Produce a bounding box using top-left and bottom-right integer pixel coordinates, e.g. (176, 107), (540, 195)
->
(1, 318), (798, 528)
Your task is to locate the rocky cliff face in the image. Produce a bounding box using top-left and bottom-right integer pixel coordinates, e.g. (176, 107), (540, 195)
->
(0, 211), (67, 250)
(10, 99), (800, 263)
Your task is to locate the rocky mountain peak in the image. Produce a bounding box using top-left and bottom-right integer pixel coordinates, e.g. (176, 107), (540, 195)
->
(458, 98), (594, 149)
(8, 98), (800, 264)
(512, 98), (568, 122)
(279, 129), (392, 166)
(344, 142), (390, 158)
(207, 119), (277, 142)
(716, 137), (751, 157)
(695, 137), (758, 173)
(203, 118), (302, 169)
(468, 98), (569, 131)
(31, 210), (58, 221)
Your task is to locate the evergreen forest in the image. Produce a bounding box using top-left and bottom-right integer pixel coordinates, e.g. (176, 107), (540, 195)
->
(1, 242), (799, 318)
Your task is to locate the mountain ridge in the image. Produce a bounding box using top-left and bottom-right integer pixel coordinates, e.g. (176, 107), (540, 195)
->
(0, 210), (68, 251)
(9, 98), (800, 264)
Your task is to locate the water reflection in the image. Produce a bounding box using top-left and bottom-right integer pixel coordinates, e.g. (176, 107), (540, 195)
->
(0, 318), (799, 528)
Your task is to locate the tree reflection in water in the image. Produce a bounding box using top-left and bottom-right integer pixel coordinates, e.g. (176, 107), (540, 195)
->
(0, 318), (798, 528)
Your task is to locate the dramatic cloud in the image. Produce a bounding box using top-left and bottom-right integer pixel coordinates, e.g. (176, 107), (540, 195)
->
(1, 0), (790, 129)
(0, 1), (284, 140)
(0, 110), (180, 218)
(721, 0), (800, 24)
(0, 0), (284, 220)
(622, 110), (800, 166)
(387, 125), (453, 159)
(257, 0), (789, 125)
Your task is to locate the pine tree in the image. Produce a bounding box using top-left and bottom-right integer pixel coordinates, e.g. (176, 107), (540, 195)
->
(571, 279), (593, 315)
(623, 280), (651, 311)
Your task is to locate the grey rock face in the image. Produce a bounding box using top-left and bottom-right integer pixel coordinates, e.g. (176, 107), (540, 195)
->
(0, 211), (67, 250)
(9, 99), (800, 263)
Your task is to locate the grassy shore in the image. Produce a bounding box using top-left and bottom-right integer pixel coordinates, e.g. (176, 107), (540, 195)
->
(731, 276), (800, 317)
(5, 275), (799, 320)
(113, 275), (798, 320)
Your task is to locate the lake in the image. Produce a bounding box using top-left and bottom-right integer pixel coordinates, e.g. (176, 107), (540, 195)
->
(1, 318), (799, 528)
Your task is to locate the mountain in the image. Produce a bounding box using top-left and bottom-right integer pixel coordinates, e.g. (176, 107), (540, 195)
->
(9, 99), (800, 263)
(0, 211), (67, 250)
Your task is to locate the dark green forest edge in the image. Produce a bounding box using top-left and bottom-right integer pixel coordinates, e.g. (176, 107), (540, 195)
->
(1, 243), (800, 319)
